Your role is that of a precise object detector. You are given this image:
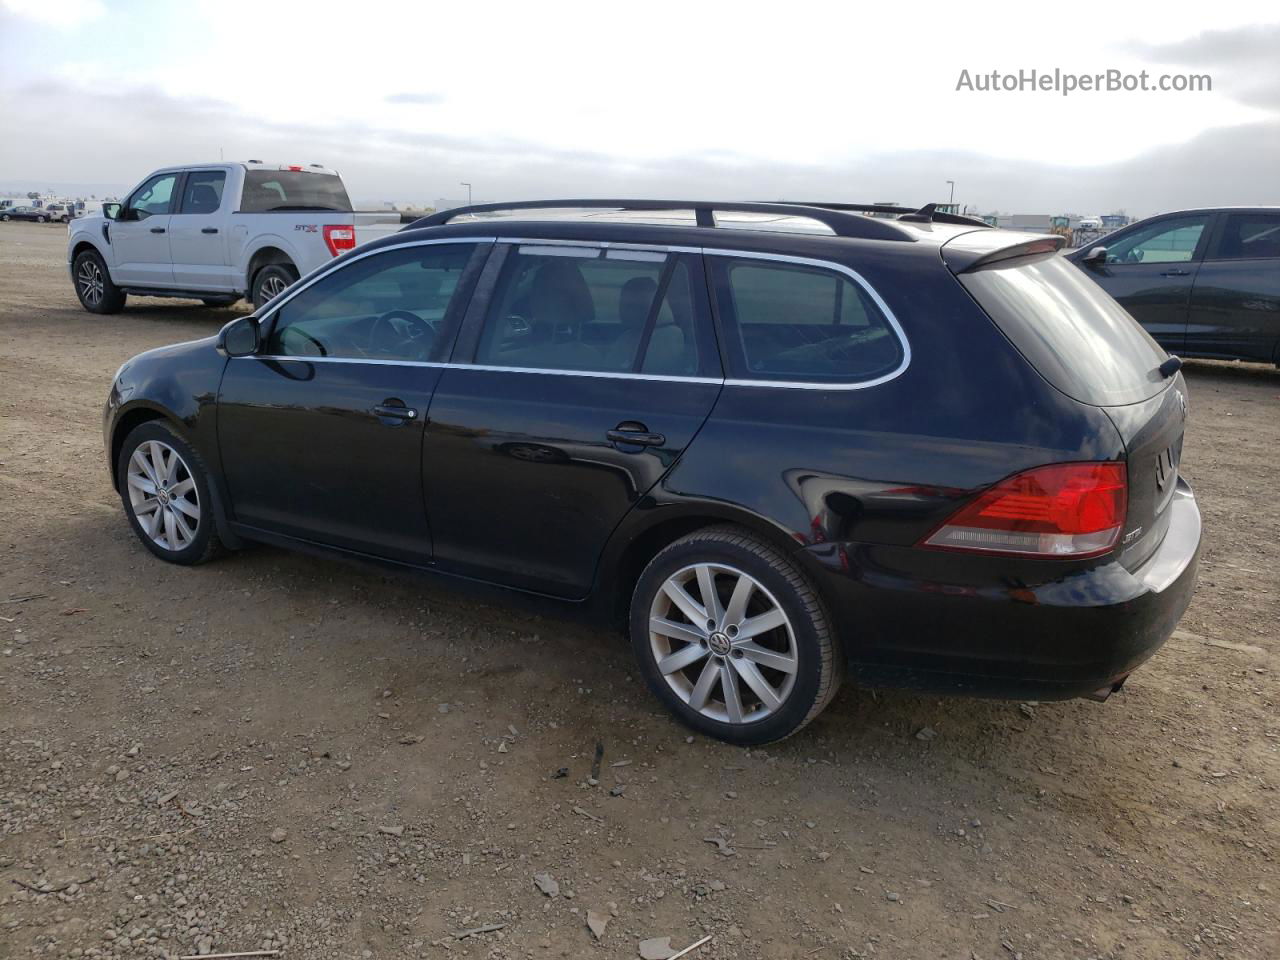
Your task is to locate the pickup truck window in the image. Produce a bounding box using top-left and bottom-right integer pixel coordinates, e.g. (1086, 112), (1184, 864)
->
(180, 170), (226, 214)
(125, 173), (178, 220)
(240, 170), (352, 213)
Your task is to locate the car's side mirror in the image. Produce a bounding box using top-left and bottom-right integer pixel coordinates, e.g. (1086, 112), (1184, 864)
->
(1080, 246), (1108, 266)
(217, 316), (261, 358)
(103, 202), (122, 221)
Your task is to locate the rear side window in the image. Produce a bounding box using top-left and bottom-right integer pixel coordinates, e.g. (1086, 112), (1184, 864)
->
(240, 170), (352, 213)
(961, 254), (1168, 406)
(474, 247), (706, 375)
(711, 257), (904, 383)
(1213, 213), (1280, 261)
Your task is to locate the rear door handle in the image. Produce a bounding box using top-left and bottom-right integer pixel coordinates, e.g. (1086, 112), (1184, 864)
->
(201, 227), (219, 234)
(1160, 269), (1190, 277)
(149, 227), (166, 234)
(607, 423), (665, 447)
(372, 403), (418, 421)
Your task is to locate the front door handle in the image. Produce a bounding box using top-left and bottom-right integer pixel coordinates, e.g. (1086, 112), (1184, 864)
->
(607, 422), (665, 447)
(149, 226), (166, 234)
(1160, 268), (1190, 277)
(201, 227), (219, 235)
(372, 403), (419, 421)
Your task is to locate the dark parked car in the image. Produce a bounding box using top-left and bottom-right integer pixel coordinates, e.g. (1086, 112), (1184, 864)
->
(1067, 207), (1280, 365)
(104, 199), (1201, 744)
(1, 205), (51, 223)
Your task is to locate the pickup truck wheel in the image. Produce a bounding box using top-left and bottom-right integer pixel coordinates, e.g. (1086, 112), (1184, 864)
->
(73, 250), (126, 314)
(252, 264), (298, 310)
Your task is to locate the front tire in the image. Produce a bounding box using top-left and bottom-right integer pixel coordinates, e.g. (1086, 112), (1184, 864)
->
(117, 422), (222, 565)
(73, 249), (126, 314)
(251, 263), (298, 310)
(630, 525), (844, 745)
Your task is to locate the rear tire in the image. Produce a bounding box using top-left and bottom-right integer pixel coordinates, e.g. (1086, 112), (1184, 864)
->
(73, 249), (126, 314)
(0, 213), (10, 221)
(117, 421), (223, 566)
(251, 263), (298, 310)
(36, 215), (47, 223)
(629, 525), (844, 745)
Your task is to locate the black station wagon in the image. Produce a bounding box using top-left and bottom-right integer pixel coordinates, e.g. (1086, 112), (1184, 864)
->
(104, 199), (1202, 744)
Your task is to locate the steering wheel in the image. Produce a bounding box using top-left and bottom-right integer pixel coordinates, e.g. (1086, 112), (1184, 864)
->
(368, 310), (436, 358)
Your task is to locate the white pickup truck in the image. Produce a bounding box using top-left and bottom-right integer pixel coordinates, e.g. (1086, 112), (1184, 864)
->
(67, 161), (401, 314)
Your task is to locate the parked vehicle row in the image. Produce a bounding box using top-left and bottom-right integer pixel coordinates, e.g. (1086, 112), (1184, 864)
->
(1, 204), (66, 223)
(103, 199), (1201, 744)
(1068, 206), (1280, 365)
(67, 161), (400, 313)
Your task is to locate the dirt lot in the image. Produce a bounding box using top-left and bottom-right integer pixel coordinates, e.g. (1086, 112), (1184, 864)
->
(1, 220), (1276, 960)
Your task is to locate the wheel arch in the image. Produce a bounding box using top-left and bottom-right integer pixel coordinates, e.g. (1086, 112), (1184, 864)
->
(245, 244), (297, 293)
(70, 238), (108, 269)
(595, 504), (808, 628)
(109, 403), (186, 492)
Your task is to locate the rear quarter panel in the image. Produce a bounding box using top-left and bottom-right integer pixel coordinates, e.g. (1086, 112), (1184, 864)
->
(647, 244), (1126, 656)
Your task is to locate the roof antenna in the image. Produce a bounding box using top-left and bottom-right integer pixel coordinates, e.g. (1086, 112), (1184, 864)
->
(898, 202), (938, 223)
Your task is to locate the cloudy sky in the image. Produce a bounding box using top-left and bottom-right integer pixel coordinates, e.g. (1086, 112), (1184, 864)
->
(0, 0), (1277, 215)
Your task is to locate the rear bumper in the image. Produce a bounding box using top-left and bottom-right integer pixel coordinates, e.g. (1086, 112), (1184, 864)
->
(803, 478), (1202, 701)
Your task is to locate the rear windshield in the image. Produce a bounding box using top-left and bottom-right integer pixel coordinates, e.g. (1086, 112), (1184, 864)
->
(239, 170), (352, 213)
(959, 253), (1169, 406)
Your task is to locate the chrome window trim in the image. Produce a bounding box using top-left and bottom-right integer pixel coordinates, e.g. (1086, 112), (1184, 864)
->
(248, 236), (911, 391)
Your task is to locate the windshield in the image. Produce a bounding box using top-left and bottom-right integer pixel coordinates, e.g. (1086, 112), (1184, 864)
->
(239, 170), (352, 213)
(960, 253), (1169, 406)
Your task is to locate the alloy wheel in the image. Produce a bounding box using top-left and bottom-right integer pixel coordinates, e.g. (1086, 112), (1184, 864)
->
(126, 440), (201, 552)
(77, 259), (104, 307)
(260, 274), (288, 301)
(648, 563), (798, 724)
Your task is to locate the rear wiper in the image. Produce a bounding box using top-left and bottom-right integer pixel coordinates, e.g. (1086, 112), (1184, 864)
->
(1159, 355), (1183, 379)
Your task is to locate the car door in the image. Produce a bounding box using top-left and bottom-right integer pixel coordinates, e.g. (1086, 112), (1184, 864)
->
(110, 171), (180, 287)
(421, 242), (724, 597)
(1185, 211), (1280, 363)
(1076, 213), (1215, 352)
(216, 239), (490, 563)
(169, 168), (232, 290)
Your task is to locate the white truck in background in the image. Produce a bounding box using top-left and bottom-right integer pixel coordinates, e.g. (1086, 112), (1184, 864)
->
(67, 161), (401, 314)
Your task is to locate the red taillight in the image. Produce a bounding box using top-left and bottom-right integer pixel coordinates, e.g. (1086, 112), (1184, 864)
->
(922, 462), (1127, 558)
(323, 225), (356, 257)
(287, 165), (303, 172)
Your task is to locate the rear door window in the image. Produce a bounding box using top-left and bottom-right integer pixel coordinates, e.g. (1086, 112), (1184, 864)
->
(961, 253), (1169, 406)
(710, 257), (904, 384)
(474, 246), (708, 376)
(1103, 216), (1210, 264)
(1211, 213), (1280, 261)
(179, 170), (226, 214)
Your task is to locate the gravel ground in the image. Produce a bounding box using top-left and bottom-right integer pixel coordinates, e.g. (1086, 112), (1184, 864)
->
(1, 221), (1277, 960)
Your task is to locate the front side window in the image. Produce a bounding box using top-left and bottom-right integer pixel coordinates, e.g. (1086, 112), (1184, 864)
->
(265, 244), (477, 362)
(712, 257), (903, 383)
(1104, 216), (1209, 264)
(126, 173), (178, 220)
(474, 246), (704, 375)
(1214, 213), (1280, 261)
(180, 170), (226, 215)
